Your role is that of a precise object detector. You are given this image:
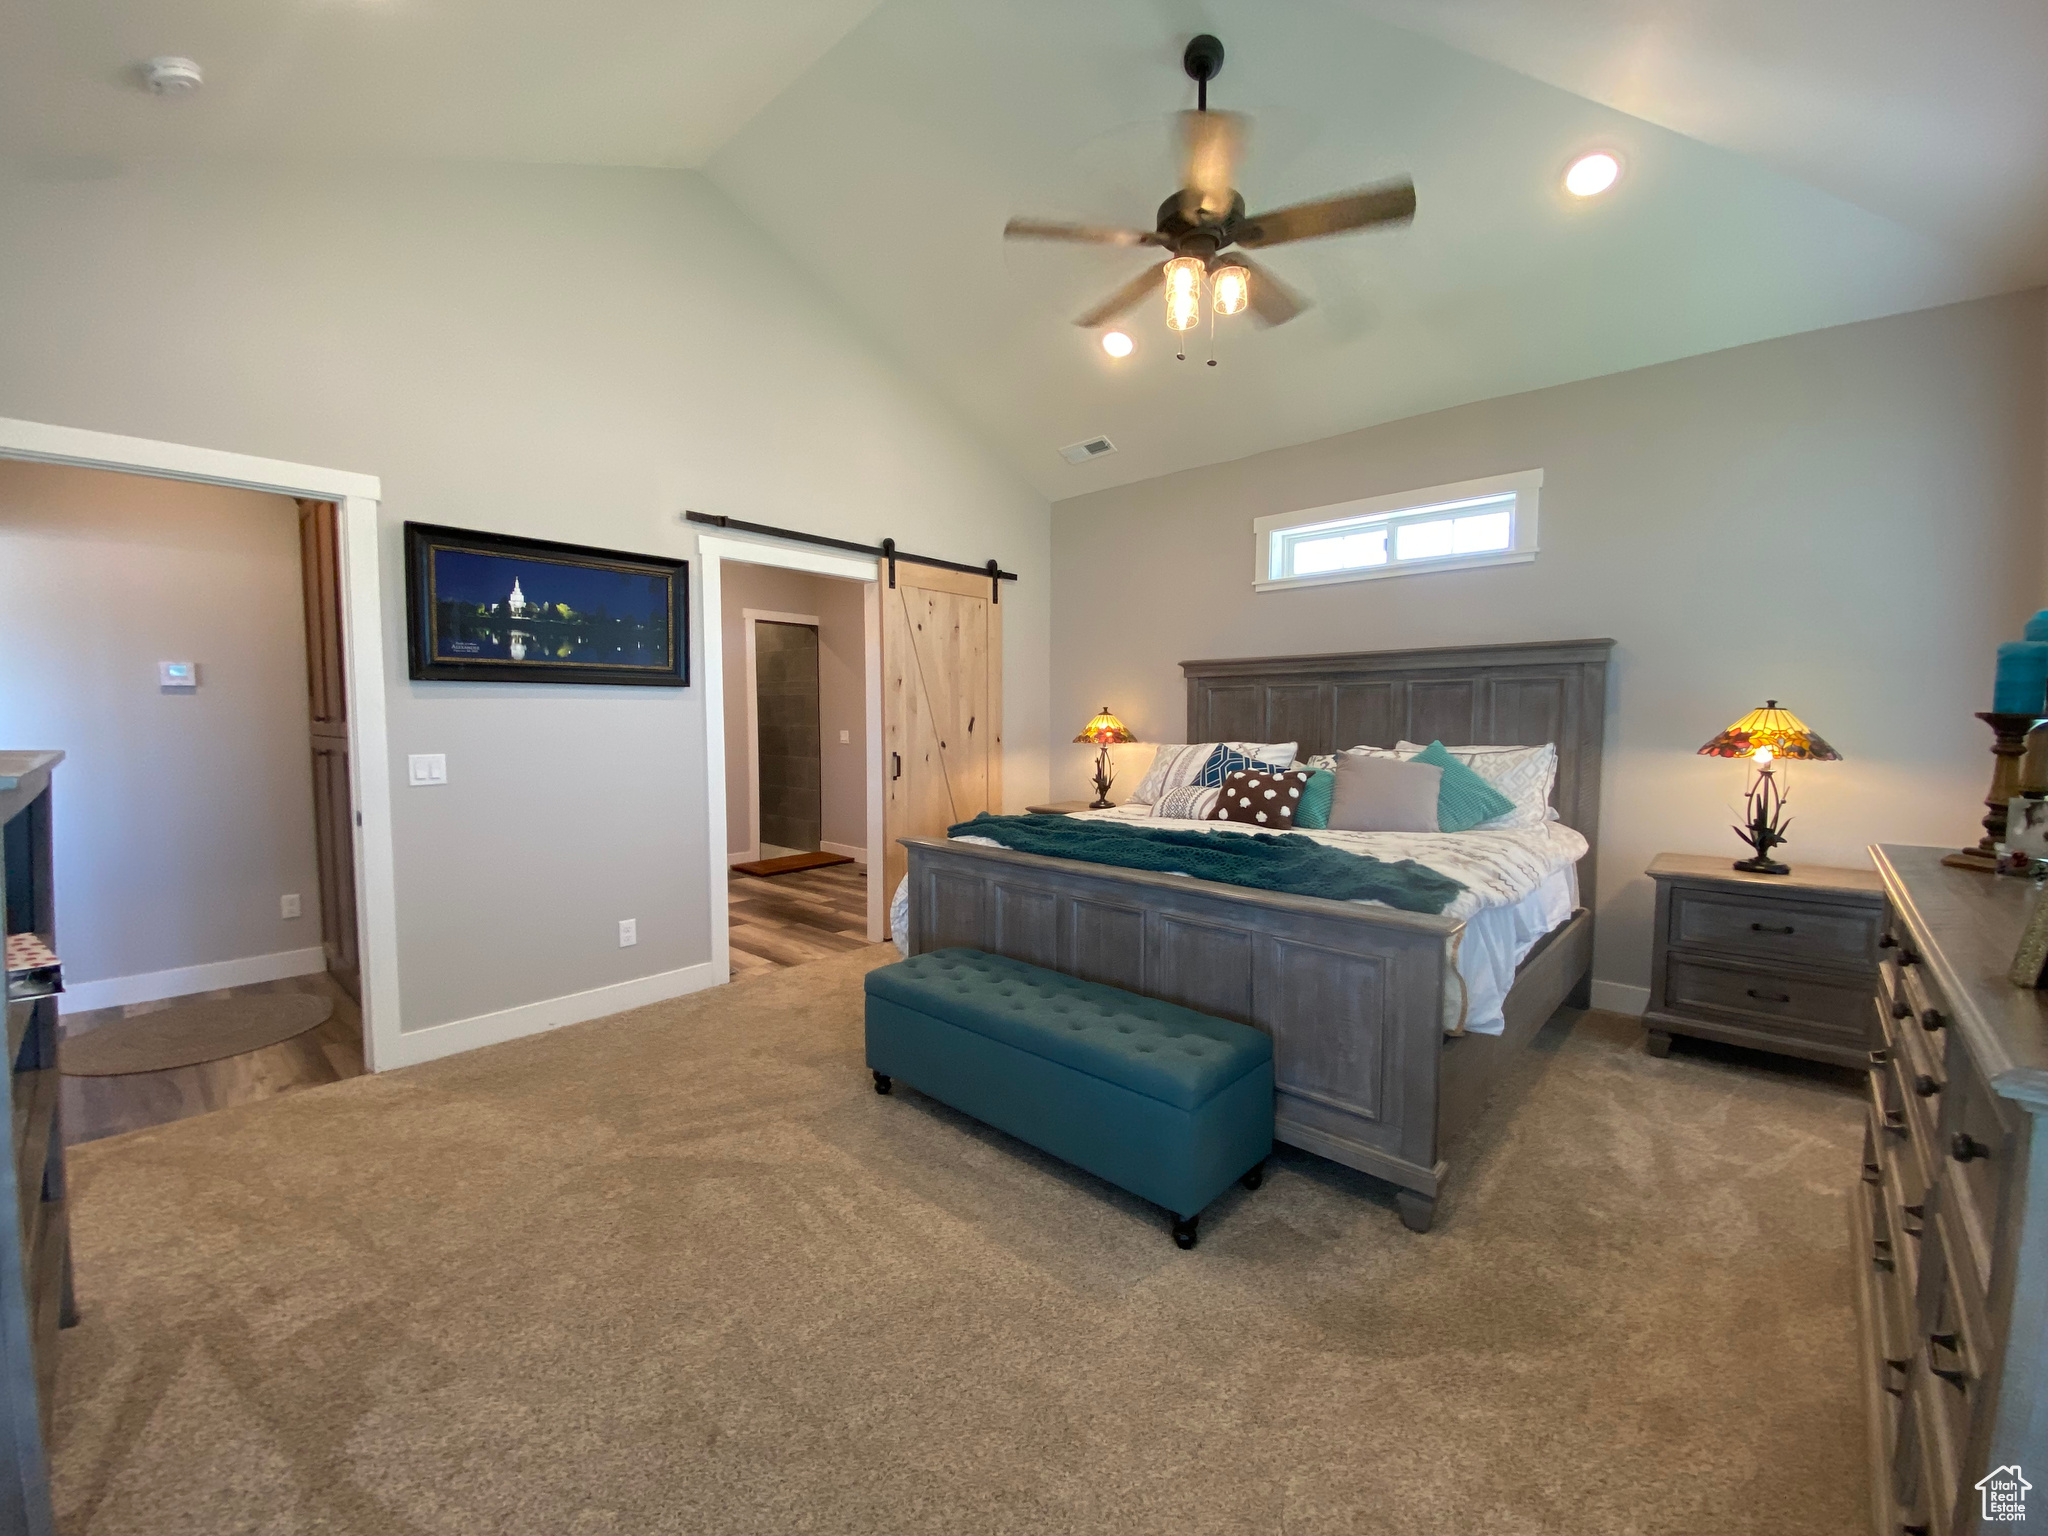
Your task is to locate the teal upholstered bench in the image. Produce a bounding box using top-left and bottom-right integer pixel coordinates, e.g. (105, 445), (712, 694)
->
(864, 948), (1273, 1248)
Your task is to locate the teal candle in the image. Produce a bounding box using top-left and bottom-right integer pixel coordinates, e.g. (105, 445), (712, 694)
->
(2026, 610), (2048, 643)
(1993, 641), (2048, 713)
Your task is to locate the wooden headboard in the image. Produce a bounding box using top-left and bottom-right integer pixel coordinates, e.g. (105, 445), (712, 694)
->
(1182, 638), (1615, 912)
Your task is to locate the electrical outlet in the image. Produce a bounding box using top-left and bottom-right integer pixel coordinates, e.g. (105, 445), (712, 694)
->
(280, 893), (302, 919)
(408, 753), (448, 786)
(839, 729), (851, 744)
(618, 918), (637, 948)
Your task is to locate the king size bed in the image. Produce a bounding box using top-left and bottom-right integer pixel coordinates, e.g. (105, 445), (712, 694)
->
(897, 638), (1613, 1232)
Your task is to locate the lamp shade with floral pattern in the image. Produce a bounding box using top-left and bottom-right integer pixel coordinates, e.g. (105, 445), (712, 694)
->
(1073, 708), (1137, 747)
(1697, 700), (1840, 761)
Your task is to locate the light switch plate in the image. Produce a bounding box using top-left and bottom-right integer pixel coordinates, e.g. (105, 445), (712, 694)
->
(408, 753), (448, 786)
(618, 918), (637, 948)
(280, 893), (302, 919)
(839, 729), (851, 744)
(159, 660), (198, 690)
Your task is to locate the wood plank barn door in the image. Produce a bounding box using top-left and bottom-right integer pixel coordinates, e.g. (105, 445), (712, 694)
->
(297, 498), (360, 1000)
(882, 565), (1003, 932)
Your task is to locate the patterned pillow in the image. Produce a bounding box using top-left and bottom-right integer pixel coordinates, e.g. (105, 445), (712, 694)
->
(1194, 746), (1255, 787)
(1209, 768), (1314, 828)
(1396, 741), (1557, 829)
(1152, 784), (1222, 819)
(1129, 741), (1300, 804)
(1408, 741), (1516, 833)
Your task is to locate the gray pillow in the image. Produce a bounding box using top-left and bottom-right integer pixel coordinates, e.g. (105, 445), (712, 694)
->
(1325, 756), (1442, 834)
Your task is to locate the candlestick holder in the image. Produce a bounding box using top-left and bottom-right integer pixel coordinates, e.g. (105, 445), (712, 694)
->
(1943, 711), (2047, 872)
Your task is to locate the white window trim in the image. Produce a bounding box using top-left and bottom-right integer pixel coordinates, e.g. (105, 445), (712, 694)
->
(1252, 468), (1542, 592)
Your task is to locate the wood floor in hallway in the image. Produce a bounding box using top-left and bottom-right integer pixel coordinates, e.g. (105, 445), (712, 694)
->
(60, 972), (365, 1146)
(728, 859), (882, 977)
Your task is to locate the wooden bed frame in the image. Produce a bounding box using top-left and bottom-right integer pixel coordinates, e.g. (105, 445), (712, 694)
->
(901, 638), (1613, 1231)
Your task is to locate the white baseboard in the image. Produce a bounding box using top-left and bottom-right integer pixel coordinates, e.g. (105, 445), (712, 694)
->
(821, 841), (868, 865)
(58, 945), (328, 1015)
(376, 959), (724, 1070)
(1589, 980), (1650, 1016)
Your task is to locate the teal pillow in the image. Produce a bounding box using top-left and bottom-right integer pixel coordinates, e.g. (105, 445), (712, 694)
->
(1295, 769), (1335, 829)
(1410, 741), (1515, 833)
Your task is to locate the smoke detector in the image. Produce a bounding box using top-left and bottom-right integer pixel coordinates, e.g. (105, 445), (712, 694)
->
(1057, 436), (1117, 465)
(140, 57), (204, 95)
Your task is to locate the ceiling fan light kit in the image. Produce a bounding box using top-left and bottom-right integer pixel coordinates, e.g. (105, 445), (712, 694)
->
(1005, 33), (1416, 366)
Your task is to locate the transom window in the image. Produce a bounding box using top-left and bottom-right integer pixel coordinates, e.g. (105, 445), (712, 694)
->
(1254, 470), (1541, 591)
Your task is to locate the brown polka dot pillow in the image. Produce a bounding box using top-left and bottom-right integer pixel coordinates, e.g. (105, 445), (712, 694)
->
(1209, 768), (1314, 828)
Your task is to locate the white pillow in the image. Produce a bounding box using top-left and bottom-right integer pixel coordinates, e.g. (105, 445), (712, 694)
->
(1129, 741), (1299, 804)
(1396, 741), (1558, 830)
(1151, 785), (1222, 820)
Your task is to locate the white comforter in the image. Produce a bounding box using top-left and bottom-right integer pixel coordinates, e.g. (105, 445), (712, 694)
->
(888, 808), (1588, 1036)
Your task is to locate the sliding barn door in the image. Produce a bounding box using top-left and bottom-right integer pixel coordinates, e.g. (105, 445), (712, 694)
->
(882, 565), (1003, 932)
(298, 498), (360, 1001)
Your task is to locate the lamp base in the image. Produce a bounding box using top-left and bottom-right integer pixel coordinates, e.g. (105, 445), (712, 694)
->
(1732, 855), (1790, 876)
(1088, 796), (1114, 810)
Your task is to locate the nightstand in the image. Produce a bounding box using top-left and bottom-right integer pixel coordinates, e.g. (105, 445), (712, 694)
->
(1643, 853), (1885, 1068)
(1024, 800), (1099, 815)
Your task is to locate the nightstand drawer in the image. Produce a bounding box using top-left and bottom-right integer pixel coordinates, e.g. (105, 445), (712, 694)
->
(1668, 886), (1879, 969)
(1662, 956), (1874, 1045)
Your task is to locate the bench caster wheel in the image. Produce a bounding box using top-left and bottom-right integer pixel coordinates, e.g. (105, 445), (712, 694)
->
(1171, 1214), (1199, 1250)
(1241, 1163), (1264, 1191)
(1395, 1190), (1436, 1233)
(872, 1071), (892, 1095)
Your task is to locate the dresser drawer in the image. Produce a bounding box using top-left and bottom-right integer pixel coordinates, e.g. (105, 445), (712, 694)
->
(1935, 1033), (2013, 1288)
(1669, 886), (1880, 969)
(1662, 956), (1874, 1046)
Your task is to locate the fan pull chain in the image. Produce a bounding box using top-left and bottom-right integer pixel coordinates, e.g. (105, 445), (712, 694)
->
(1207, 305), (1218, 367)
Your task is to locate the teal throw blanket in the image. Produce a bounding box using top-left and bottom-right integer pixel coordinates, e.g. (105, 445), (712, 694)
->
(947, 814), (1466, 915)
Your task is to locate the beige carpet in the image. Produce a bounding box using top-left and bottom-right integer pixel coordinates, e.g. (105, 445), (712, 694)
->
(54, 948), (1868, 1535)
(60, 993), (334, 1076)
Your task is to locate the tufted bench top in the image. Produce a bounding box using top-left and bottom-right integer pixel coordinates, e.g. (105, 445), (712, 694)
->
(865, 948), (1272, 1112)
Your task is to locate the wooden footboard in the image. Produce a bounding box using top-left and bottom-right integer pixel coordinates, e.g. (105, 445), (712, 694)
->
(904, 835), (1471, 1215)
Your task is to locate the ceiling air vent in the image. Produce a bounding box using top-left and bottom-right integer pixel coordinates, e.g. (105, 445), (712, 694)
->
(1058, 436), (1117, 465)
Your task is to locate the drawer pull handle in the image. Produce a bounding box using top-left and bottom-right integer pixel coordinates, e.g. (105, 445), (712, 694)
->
(1880, 1108), (1907, 1135)
(1913, 1073), (1940, 1098)
(1747, 988), (1791, 1003)
(1750, 922), (1795, 935)
(1861, 1161), (1882, 1185)
(1879, 934), (1898, 949)
(1951, 1132), (1989, 1163)
(1919, 1008), (1945, 1032)
(1926, 1335), (1967, 1386)
(1869, 1048), (1889, 1067)
(1890, 999), (1912, 1020)
(1898, 949), (1917, 967)
(1900, 1203), (1924, 1239)
(891, 752), (902, 782)
(1882, 1355), (1910, 1396)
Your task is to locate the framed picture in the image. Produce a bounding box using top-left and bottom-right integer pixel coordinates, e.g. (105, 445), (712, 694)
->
(404, 523), (688, 687)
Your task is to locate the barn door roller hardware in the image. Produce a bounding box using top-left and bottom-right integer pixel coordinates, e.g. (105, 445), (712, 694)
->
(685, 511), (1016, 602)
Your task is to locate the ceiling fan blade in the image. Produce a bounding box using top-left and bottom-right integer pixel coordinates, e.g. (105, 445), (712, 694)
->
(1177, 109), (1248, 220)
(1005, 217), (1163, 247)
(1234, 254), (1309, 327)
(1073, 260), (1169, 328)
(1236, 178), (1416, 247)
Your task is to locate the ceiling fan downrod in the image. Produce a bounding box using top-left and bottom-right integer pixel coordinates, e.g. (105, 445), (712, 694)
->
(1184, 34), (1224, 112)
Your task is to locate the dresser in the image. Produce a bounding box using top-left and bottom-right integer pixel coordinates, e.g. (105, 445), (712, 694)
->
(0, 752), (75, 1536)
(1644, 853), (1885, 1067)
(1855, 845), (2047, 1536)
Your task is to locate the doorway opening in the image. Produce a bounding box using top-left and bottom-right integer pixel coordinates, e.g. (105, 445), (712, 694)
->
(0, 414), (397, 1092)
(720, 565), (875, 976)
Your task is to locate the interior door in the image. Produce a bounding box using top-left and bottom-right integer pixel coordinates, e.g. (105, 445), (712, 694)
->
(298, 498), (360, 1000)
(882, 565), (1003, 932)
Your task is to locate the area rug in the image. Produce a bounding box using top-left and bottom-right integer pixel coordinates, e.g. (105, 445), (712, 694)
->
(53, 948), (1867, 1535)
(59, 993), (332, 1076)
(732, 849), (855, 877)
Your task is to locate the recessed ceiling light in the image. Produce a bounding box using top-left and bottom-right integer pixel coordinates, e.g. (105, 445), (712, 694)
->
(1100, 331), (1133, 358)
(1564, 152), (1620, 197)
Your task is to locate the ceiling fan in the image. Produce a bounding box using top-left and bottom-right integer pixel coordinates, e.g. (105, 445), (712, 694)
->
(1005, 34), (1415, 354)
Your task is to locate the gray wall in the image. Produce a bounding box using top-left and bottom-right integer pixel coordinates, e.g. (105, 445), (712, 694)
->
(0, 159), (1050, 1033)
(0, 460), (321, 985)
(720, 562), (869, 859)
(1052, 289), (2048, 1003)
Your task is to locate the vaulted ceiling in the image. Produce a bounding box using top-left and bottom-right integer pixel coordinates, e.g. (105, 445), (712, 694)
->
(6, 0), (2042, 498)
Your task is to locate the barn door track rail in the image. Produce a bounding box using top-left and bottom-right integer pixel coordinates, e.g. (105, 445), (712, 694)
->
(684, 510), (1017, 601)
